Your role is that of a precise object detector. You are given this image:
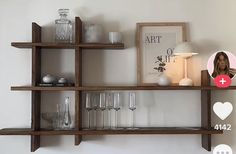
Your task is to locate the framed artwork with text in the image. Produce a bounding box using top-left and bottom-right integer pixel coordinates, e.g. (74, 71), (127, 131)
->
(136, 22), (187, 85)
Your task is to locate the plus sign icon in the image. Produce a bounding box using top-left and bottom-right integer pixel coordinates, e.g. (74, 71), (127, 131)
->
(214, 75), (232, 88)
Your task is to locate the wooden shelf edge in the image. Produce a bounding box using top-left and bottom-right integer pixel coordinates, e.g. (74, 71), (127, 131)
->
(11, 42), (33, 48)
(0, 127), (223, 135)
(79, 127), (223, 135)
(80, 86), (236, 90)
(79, 43), (124, 49)
(10, 85), (236, 91)
(11, 86), (77, 91)
(0, 128), (33, 135)
(11, 42), (124, 49)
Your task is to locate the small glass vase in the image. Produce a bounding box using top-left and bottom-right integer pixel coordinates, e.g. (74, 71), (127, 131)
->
(62, 97), (72, 129)
(83, 23), (103, 43)
(55, 9), (72, 43)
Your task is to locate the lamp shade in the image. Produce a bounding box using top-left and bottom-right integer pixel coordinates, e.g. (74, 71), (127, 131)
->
(173, 42), (198, 58)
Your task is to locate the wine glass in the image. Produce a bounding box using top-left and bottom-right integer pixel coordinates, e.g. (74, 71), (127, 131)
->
(129, 92), (137, 129)
(99, 92), (106, 129)
(106, 92), (114, 129)
(85, 93), (93, 129)
(113, 92), (121, 129)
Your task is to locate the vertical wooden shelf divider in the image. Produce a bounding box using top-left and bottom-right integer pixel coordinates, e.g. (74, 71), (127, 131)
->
(201, 70), (211, 151)
(31, 22), (42, 152)
(74, 17), (83, 145)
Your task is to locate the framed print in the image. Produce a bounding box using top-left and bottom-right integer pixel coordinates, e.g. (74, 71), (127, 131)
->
(136, 22), (187, 85)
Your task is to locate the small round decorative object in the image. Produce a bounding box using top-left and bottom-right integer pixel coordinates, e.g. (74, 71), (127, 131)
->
(157, 73), (171, 86)
(42, 74), (56, 83)
(58, 78), (67, 84)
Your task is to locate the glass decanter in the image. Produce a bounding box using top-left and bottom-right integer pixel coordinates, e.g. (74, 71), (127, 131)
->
(62, 97), (72, 129)
(55, 9), (72, 43)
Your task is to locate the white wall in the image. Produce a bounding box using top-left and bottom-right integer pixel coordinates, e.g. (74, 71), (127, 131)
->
(0, 0), (236, 154)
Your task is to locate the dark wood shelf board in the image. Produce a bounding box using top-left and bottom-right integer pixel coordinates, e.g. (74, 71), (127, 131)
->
(203, 86), (236, 90)
(11, 85), (236, 91)
(75, 85), (229, 90)
(80, 86), (205, 90)
(11, 42), (75, 49)
(79, 43), (124, 49)
(0, 128), (33, 135)
(0, 128), (76, 135)
(11, 86), (77, 91)
(11, 42), (124, 49)
(79, 127), (222, 135)
(0, 127), (223, 135)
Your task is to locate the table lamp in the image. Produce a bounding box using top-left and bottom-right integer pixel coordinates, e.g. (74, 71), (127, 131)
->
(173, 42), (198, 86)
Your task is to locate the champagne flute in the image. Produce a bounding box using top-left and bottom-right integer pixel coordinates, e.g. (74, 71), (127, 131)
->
(52, 103), (62, 130)
(99, 92), (106, 129)
(113, 92), (121, 129)
(106, 92), (114, 129)
(129, 92), (137, 129)
(92, 93), (99, 129)
(85, 93), (93, 129)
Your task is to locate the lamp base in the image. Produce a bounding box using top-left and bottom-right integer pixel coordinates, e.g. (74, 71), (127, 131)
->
(179, 78), (193, 86)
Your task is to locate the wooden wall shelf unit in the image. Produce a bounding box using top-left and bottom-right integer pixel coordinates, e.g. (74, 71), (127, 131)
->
(0, 17), (232, 152)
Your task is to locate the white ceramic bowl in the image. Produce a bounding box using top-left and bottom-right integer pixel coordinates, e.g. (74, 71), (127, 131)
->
(42, 74), (56, 83)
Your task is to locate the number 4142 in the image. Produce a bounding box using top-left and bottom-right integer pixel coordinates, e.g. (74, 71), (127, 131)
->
(214, 124), (231, 131)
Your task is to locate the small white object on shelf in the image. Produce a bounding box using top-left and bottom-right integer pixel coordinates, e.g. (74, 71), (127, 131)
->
(157, 73), (171, 86)
(58, 77), (67, 84)
(42, 74), (56, 83)
(109, 32), (122, 44)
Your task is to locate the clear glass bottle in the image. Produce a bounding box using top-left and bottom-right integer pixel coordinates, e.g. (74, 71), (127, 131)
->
(62, 97), (72, 129)
(55, 9), (72, 43)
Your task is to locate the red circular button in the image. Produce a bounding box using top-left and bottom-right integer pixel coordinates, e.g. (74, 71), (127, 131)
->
(214, 75), (231, 88)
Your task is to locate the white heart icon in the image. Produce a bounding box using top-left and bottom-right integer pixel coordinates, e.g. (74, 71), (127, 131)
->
(213, 102), (233, 120)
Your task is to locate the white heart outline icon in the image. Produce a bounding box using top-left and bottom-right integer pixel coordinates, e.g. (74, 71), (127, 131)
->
(213, 102), (233, 120)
